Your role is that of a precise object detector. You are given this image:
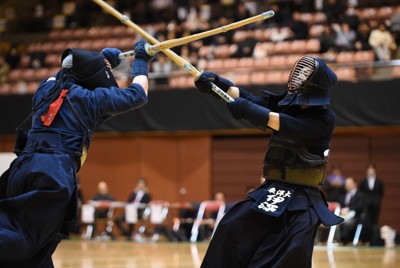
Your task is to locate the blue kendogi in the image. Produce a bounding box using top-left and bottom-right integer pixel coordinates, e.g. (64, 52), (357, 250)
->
(195, 56), (344, 268)
(0, 43), (152, 267)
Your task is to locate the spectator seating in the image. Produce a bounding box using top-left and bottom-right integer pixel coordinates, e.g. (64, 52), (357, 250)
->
(2, 5), (400, 94)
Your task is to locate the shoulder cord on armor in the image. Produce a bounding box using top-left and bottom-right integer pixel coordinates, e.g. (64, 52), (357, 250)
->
(65, 96), (92, 150)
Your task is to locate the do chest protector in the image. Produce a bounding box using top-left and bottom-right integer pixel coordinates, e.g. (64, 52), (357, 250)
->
(263, 135), (328, 187)
(14, 77), (91, 169)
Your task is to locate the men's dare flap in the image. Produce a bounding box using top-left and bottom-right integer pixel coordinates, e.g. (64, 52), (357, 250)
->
(251, 183), (294, 217)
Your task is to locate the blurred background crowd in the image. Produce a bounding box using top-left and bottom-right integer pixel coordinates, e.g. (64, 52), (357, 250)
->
(1, 0), (400, 94)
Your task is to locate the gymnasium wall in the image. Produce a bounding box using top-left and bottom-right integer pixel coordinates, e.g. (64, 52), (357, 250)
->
(0, 130), (399, 230)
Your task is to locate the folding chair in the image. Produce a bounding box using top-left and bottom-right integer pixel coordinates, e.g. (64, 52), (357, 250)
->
(81, 204), (95, 240)
(149, 201), (170, 241)
(132, 201), (169, 242)
(190, 200), (226, 243)
(327, 202), (341, 246)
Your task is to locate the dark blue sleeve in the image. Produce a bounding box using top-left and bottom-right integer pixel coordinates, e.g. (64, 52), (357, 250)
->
(239, 88), (272, 108)
(90, 83), (148, 119)
(278, 108), (336, 142)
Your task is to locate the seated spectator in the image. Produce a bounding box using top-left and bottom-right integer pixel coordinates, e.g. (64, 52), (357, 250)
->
(252, 42), (268, 59)
(232, 30), (257, 58)
(339, 177), (366, 245)
(342, 6), (360, 32)
(29, 51), (46, 69)
(318, 24), (336, 53)
(355, 21), (372, 51)
(288, 11), (309, 40)
(5, 43), (21, 69)
(152, 53), (173, 87)
(270, 27), (292, 43)
(332, 22), (357, 51)
(90, 181), (116, 238)
(323, 163), (346, 203)
(115, 177), (151, 240)
(390, 10), (400, 45)
(267, 4), (292, 27)
(323, 0), (345, 24)
(368, 23), (397, 61)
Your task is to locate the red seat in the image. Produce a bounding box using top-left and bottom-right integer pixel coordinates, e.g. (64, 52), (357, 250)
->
(289, 40), (308, 54)
(253, 29), (267, 42)
(358, 7), (379, 21)
(26, 82), (40, 94)
(52, 41), (66, 53)
(34, 68), (52, 81)
(111, 26), (128, 37)
(234, 72), (251, 86)
(7, 69), (23, 83)
(45, 54), (60, 67)
(253, 57), (271, 68)
(118, 37), (137, 52)
(198, 46), (211, 58)
(335, 67), (357, 82)
(232, 30), (247, 43)
(0, 83), (11, 94)
(377, 6), (394, 20)
(97, 26), (114, 38)
(269, 41), (291, 55)
(353, 50), (374, 63)
(300, 13), (313, 24)
(336, 51), (354, 63)
(59, 29), (74, 40)
(27, 42), (41, 53)
(392, 66), (400, 78)
(269, 55), (288, 68)
(265, 71), (288, 84)
(309, 24), (325, 38)
(285, 54), (303, 66)
(206, 59), (224, 70)
(237, 57), (255, 68)
(214, 44), (233, 58)
(312, 12), (327, 24)
(103, 39), (120, 48)
(306, 39), (321, 53)
(222, 58), (239, 69)
(65, 40), (81, 49)
(20, 55), (31, 68)
(49, 30), (62, 40)
(20, 69), (36, 82)
(71, 28), (89, 39)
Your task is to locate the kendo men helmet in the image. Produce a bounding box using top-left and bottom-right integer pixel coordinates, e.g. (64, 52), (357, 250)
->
(278, 56), (337, 107)
(61, 48), (118, 90)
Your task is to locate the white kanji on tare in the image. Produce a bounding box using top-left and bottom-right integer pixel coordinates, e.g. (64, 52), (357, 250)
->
(258, 187), (292, 212)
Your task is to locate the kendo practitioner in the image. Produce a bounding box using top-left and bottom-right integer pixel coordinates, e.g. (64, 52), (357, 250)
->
(195, 55), (344, 268)
(0, 41), (154, 268)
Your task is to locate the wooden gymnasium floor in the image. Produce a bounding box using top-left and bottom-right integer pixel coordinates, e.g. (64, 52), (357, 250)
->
(53, 238), (400, 268)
